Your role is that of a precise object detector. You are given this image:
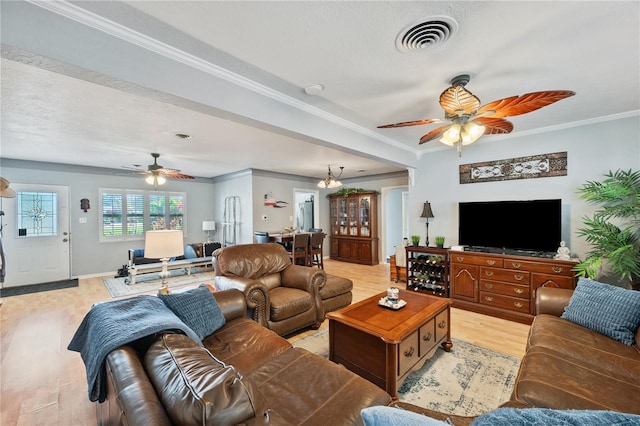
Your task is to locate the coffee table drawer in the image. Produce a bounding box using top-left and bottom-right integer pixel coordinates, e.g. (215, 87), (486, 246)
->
(435, 309), (449, 343)
(419, 318), (436, 356)
(398, 330), (419, 377)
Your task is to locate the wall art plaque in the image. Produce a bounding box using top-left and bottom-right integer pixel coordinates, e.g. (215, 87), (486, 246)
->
(459, 151), (567, 184)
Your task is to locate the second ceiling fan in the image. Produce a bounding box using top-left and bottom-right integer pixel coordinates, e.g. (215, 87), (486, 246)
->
(378, 74), (575, 155)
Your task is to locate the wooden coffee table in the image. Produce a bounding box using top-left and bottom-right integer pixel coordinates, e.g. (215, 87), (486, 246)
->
(326, 289), (452, 398)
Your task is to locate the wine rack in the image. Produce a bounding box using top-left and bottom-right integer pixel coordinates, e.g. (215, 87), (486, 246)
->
(406, 246), (450, 297)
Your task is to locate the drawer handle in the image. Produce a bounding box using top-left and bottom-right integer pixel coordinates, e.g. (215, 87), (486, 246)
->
(514, 274), (524, 281)
(485, 271), (494, 277)
(438, 320), (446, 329)
(552, 266), (563, 273)
(486, 260), (496, 265)
(484, 283), (494, 289)
(514, 302), (524, 308)
(404, 347), (415, 357)
(423, 332), (432, 342)
(512, 262), (521, 269)
(485, 296), (494, 302)
(513, 288), (524, 294)
(456, 256), (464, 262)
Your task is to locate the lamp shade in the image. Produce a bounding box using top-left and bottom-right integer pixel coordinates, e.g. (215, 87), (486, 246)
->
(144, 230), (184, 259)
(420, 202), (434, 219)
(202, 221), (216, 231)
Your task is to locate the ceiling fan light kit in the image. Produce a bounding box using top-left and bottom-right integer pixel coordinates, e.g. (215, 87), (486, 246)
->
(378, 74), (575, 156)
(317, 165), (344, 189)
(121, 153), (195, 189)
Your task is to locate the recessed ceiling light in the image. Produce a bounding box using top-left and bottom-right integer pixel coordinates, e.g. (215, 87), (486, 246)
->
(174, 133), (191, 140)
(304, 84), (324, 95)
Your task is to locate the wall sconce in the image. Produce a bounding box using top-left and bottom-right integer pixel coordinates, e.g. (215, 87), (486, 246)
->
(80, 198), (90, 212)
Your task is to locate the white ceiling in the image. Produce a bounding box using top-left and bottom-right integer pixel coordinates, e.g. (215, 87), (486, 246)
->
(1, 1), (639, 181)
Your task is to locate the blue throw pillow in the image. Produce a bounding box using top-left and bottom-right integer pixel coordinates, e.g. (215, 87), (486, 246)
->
(183, 244), (198, 259)
(560, 277), (640, 346)
(159, 285), (225, 341)
(471, 407), (640, 425)
(361, 406), (451, 426)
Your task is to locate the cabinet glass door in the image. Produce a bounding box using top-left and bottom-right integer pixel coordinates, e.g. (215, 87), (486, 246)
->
(330, 198), (339, 235)
(339, 198), (348, 235)
(348, 197), (358, 236)
(359, 196), (370, 237)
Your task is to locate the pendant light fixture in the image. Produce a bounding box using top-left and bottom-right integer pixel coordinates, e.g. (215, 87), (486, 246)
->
(317, 165), (344, 189)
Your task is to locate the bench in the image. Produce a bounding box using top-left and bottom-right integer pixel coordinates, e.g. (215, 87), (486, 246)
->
(126, 257), (212, 285)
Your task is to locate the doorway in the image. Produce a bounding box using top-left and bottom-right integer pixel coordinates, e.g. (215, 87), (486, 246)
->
(293, 189), (319, 232)
(0, 183), (70, 287)
(381, 186), (408, 262)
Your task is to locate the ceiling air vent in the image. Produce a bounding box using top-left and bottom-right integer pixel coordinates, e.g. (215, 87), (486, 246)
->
(395, 17), (458, 53)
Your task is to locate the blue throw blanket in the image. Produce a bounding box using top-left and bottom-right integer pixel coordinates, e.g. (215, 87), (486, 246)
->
(68, 295), (200, 402)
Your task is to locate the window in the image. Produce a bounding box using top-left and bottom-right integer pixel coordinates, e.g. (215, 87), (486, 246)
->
(99, 189), (186, 241)
(17, 191), (58, 237)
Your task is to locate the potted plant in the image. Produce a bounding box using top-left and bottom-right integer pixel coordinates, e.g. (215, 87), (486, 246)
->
(575, 169), (640, 290)
(435, 236), (445, 249)
(410, 235), (421, 246)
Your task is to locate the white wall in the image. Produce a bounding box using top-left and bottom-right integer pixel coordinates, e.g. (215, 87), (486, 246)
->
(409, 116), (640, 261)
(0, 159), (215, 277)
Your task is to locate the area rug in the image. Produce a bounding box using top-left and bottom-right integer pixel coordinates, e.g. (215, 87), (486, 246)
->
(103, 269), (216, 298)
(0, 278), (79, 297)
(292, 328), (521, 417)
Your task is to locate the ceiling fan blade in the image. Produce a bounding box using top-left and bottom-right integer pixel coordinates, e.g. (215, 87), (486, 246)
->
(440, 85), (481, 116)
(419, 125), (450, 144)
(472, 117), (514, 135)
(477, 90), (575, 118)
(161, 171), (195, 180)
(378, 118), (443, 128)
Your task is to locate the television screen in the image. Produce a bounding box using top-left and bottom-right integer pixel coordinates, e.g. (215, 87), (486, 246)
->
(458, 199), (561, 253)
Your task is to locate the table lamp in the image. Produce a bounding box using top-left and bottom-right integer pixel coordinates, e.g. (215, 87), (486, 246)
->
(202, 220), (216, 242)
(420, 202), (434, 247)
(144, 230), (184, 292)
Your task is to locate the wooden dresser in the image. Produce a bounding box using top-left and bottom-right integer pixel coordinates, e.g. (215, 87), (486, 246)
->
(450, 251), (578, 324)
(389, 254), (407, 282)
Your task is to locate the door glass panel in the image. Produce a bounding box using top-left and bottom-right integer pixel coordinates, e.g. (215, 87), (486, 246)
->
(339, 199), (347, 235)
(17, 191), (58, 237)
(348, 198), (358, 235)
(360, 196), (370, 237)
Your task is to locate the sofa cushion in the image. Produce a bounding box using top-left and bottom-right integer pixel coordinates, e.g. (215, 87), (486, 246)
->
(560, 277), (640, 346)
(203, 317), (291, 375)
(471, 407), (640, 425)
(159, 284), (225, 341)
(512, 346), (640, 414)
(247, 347), (392, 425)
(528, 314), (640, 382)
(269, 287), (314, 321)
(144, 333), (258, 425)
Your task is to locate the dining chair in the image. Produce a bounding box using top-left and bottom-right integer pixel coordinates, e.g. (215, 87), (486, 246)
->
(288, 233), (310, 266)
(308, 232), (324, 269)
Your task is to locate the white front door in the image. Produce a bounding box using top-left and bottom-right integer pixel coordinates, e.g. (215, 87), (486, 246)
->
(0, 184), (70, 287)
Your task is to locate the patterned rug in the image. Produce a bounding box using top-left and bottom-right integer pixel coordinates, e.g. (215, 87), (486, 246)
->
(103, 269), (216, 298)
(292, 328), (521, 417)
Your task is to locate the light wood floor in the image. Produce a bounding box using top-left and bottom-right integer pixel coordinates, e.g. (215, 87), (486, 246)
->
(0, 259), (530, 425)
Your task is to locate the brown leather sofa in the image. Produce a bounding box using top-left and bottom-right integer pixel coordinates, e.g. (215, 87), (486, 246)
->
(212, 243), (327, 336)
(510, 286), (640, 414)
(98, 288), (393, 425)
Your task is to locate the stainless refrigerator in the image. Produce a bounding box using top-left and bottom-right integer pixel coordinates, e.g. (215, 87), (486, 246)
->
(297, 200), (314, 232)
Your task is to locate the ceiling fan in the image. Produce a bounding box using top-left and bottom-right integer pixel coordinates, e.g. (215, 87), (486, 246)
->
(122, 153), (194, 189)
(378, 74), (575, 155)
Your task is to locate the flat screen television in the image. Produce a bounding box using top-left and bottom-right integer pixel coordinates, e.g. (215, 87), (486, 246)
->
(458, 199), (562, 254)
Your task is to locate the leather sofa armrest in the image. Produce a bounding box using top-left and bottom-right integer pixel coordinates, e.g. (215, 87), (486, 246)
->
(281, 266), (326, 322)
(213, 275), (269, 326)
(536, 287), (574, 317)
(210, 288), (248, 322)
(102, 346), (172, 426)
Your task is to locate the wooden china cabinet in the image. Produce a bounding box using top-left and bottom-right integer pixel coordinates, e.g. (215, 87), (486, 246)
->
(328, 191), (378, 265)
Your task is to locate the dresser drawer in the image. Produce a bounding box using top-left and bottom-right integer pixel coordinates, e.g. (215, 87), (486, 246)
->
(480, 267), (530, 284)
(419, 318), (437, 356)
(504, 258), (574, 275)
(531, 273), (575, 289)
(451, 254), (504, 268)
(480, 291), (530, 313)
(480, 280), (530, 299)
(398, 330), (420, 376)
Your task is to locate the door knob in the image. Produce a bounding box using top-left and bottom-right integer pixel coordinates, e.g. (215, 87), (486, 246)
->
(63, 238), (69, 242)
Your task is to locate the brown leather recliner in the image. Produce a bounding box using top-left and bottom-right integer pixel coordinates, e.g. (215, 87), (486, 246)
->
(212, 243), (326, 336)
